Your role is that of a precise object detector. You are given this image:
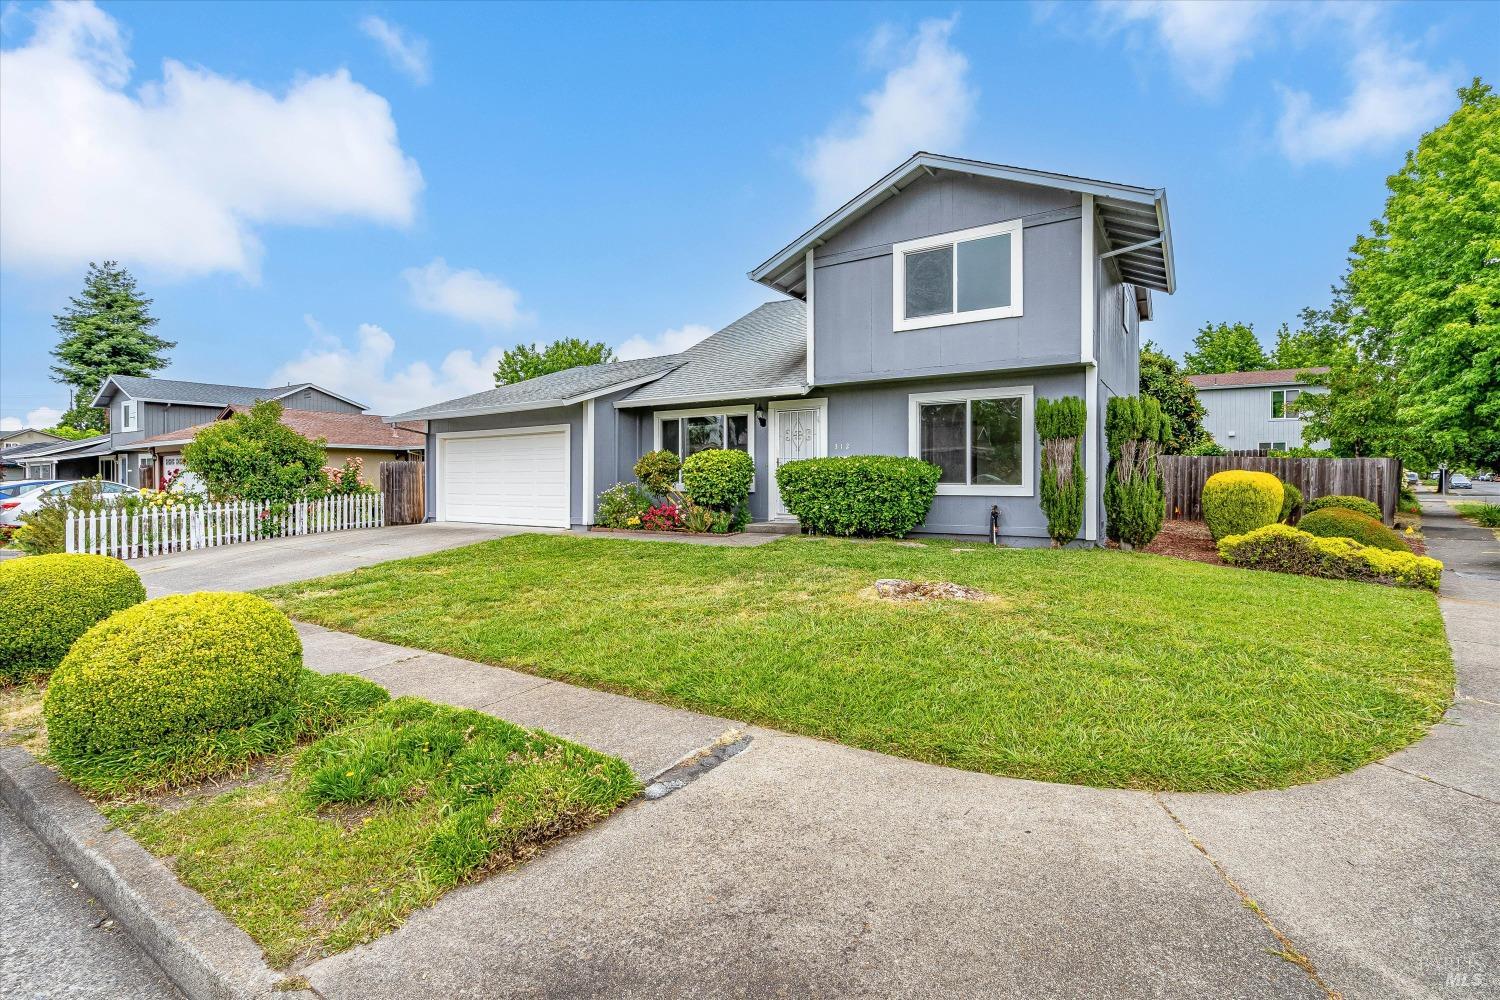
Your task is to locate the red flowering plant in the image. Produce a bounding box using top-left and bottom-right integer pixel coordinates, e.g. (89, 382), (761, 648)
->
(640, 503), (682, 531)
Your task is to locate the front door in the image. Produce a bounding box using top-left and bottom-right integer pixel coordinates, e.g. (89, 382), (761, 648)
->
(770, 400), (826, 520)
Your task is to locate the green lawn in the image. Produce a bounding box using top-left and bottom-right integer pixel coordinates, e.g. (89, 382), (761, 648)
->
(259, 534), (1454, 792)
(109, 697), (638, 969)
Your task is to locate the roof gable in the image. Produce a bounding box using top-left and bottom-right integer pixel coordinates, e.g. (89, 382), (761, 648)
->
(91, 374), (366, 411)
(749, 151), (1175, 297)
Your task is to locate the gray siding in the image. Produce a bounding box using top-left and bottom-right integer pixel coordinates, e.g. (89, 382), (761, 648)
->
(426, 405), (586, 527)
(1197, 385), (1329, 451)
(1093, 261), (1142, 543)
(141, 402), (223, 438)
(812, 172), (1084, 385)
(281, 387), (363, 413)
(823, 369), (1090, 543)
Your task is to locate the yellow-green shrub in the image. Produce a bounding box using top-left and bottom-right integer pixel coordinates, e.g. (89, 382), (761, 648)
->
(1202, 470), (1284, 541)
(1303, 494), (1381, 520)
(0, 554), (146, 683)
(1297, 508), (1407, 551)
(1218, 524), (1442, 590)
(44, 593), (303, 788)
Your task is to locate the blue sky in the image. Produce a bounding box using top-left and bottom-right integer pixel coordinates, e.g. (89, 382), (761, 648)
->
(2, 0), (1495, 426)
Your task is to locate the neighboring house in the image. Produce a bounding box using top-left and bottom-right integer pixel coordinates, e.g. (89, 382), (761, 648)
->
(1184, 368), (1330, 452)
(0, 428), (67, 481)
(134, 406), (426, 488)
(19, 376), (367, 484)
(392, 152), (1176, 544)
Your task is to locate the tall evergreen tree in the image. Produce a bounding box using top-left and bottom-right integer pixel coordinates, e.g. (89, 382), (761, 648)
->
(49, 261), (175, 432)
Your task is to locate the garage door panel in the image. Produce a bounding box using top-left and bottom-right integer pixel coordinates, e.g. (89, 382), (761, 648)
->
(440, 429), (570, 528)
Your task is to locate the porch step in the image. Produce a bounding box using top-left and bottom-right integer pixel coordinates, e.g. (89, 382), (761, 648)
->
(745, 520), (801, 535)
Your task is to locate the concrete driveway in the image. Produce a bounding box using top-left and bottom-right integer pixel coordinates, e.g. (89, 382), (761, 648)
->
(132, 522), (546, 597)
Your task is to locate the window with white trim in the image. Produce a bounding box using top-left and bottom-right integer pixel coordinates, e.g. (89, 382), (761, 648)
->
(1270, 389), (1301, 419)
(892, 219), (1024, 332)
(119, 400), (138, 432)
(653, 405), (755, 484)
(908, 387), (1034, 496)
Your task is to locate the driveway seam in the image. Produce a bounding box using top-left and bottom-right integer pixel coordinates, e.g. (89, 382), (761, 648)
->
(1152, 794), (1345, 1000)
(1371, 761), (1500, 806)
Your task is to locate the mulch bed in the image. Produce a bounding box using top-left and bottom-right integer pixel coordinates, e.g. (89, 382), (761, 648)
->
(1137, 519), (1223, 566)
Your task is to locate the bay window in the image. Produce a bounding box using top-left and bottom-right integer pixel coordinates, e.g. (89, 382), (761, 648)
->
(908, 386), (1034, 495)
(892, 219), (1024, 332)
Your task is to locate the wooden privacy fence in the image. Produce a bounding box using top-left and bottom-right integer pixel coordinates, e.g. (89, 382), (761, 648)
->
(1160, 456), (1402, 524)
(381, 460), (426, 525)
(66, 494), (385, 560)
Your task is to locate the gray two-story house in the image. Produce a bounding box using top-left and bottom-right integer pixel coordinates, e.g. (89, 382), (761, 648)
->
(20, 376), (365, 486)
(392, 152), (1176, 544)
(1184, 368), (1330, 453)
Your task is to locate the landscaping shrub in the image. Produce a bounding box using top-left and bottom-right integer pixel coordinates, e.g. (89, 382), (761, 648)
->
(1036, 396), (1086, 546)
(1279, 481), (1303, 523)
(11, 478), (107, 555)
(1202, 470), (1284, 542)
(640, 503), (683, 531)
(1303, 494), (1382, 520)
(1455, 502), (1500, 528)
(184, 400), (328, 503)
(594, 482), (653, 528)
(775, 456), (941, 537)
(682, 449), (754, 512)
(1298, 508), (1409, 551)
(633, 450), (682, 497)
(1104, 396), (1170, 548)
(1182, 439), (1228, 457)
(1398, 484), (1421, 515)
(0, 553), (145, 683)
(45, 592), (305, 792)
(1218, 524), (1442, 590)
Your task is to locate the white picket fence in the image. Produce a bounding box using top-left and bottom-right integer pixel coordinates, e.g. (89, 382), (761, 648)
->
(65, 494), (385, 560)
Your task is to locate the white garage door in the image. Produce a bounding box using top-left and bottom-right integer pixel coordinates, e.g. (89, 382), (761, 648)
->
(439, 428), (570, 528)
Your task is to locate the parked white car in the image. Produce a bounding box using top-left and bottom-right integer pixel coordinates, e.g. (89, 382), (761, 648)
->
(0, 479), (61, 500)
(0, 480), (133, 527)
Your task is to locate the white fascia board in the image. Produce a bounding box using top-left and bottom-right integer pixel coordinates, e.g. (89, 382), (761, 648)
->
(1155, 189), (1177, 295)
(613, 384), (810, 409)
(750, 152), (1163, 290)
(386, 370), (672, 424)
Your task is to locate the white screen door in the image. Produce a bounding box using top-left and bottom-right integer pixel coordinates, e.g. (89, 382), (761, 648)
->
(770, 400), (826, 520)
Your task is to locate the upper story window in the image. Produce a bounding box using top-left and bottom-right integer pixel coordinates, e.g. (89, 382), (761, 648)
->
(1270, 388), (1301, 419)
(892, 219), (1024, 332)
(119, 400), (138, 432)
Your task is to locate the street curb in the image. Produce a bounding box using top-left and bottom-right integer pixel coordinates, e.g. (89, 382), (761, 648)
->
(0, 746), (312, 1000)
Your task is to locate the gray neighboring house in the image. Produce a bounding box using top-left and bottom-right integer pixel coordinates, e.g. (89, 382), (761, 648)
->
(1185, 368), (1330, 452)
(1, 428), (67, 481)
(19, 376), (366, 486)
(392, 151), (1177, 544)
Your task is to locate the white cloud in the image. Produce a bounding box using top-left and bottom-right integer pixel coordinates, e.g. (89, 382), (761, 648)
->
(271, 322), (503, 416)
(0, 0), (423, 279)
(0, 406), (66, 432)
(359, 15), (430, 86)
(615, 324), (714, 361)
(402, 258), (529, 329)
(1275, 41), (1454, 164)
(801, 17), (975, 213)
(1093, 0), (1274, 96)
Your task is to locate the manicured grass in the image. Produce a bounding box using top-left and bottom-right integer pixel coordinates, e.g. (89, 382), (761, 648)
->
(109, 697), (638, 969)
(259, 535), (1454, 792)
(1454, 501), (1500, 528)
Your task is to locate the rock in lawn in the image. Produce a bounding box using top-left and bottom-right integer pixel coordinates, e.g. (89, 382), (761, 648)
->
(871, 579), (992, 602)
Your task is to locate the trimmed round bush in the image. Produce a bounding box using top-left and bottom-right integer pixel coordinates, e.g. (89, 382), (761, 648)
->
(0, 554), (145, 683)
(776, 456), (941, 537)
(682, 449), (755, 511)
(44, 593), (302, 775)
(1202, 471), (1284, 542)
(1279, 481), (1303, 523)
(1303, 494), (1382, 520)
(1297, 508), (1408, 551)
(633, 450), (681, 496)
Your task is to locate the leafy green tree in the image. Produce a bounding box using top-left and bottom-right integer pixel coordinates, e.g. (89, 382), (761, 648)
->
(49, 262), (175, 432)
(1345, 79), (1500, 470)
(1182, 321), (1270, 375)
(495, 338), (614, 386)
(1139, 341), (1208, 453)
(183, 400), (327, 502)
(1270, 304), (1345, 369)
(41, 425), (96, 441)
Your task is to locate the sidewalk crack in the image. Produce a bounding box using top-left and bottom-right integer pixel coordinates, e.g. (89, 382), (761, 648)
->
(1153, 794), (1344, 1000)
(1371, 761), (1499, 806)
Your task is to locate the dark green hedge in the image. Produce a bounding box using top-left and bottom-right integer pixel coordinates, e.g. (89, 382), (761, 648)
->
(775, 456), (941, 537)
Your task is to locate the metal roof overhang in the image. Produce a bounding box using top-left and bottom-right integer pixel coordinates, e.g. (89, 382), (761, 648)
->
(749, 152), (1177, 297)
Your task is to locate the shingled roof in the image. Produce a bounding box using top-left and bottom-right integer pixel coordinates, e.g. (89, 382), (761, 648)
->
(1184, 368), (1329, 390)
(617, 300), (807, 407)
(91, 375), (366, 410)
(132, 407), (426, 450)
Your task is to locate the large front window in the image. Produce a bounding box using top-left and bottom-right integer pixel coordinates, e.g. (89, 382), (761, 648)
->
(909, 387), (1033, 495)
(654, 406), (755, 486)
(892, 219), (1024, 332)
